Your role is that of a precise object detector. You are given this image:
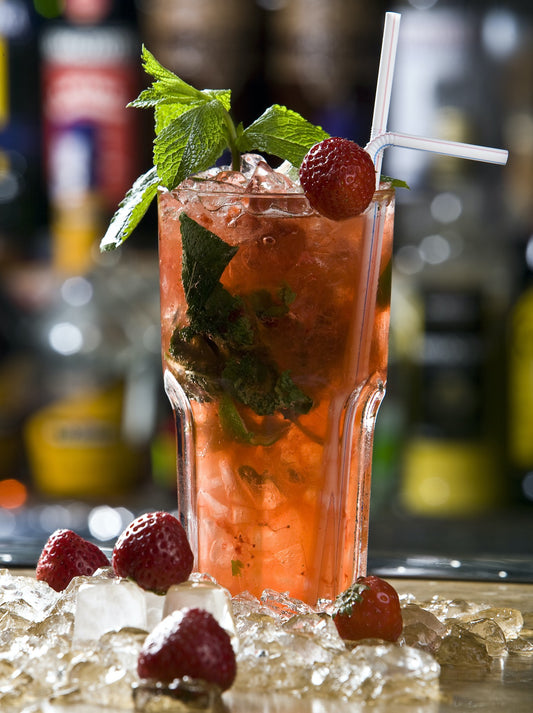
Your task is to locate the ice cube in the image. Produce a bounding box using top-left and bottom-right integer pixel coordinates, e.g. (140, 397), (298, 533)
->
(246, 158), (301, 194)
(72, 578), (164, 643)
(400, 603), (447, 654)
(475, 606), (524, 640)
(462, 617), (507, 657)
(0, 568), (59, 623)
(163, 580), (237, 647)
(436, 622), (492, 668)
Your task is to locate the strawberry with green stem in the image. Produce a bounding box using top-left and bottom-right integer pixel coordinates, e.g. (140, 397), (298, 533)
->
(333, 575), (403, 643)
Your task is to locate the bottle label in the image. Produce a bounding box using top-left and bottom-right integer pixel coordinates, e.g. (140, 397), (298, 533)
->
(25, 383), (142, 498)
(42, 27), (140, 211)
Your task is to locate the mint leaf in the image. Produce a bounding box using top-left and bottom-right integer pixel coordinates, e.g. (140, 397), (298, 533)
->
(223, 355), (312, 417)
(133, 46), (231, 112)
(219, 394), (288, 446)
(180, 213), (237, 312)
(168, 331), (220, 402)
(100, 168), (159, 251)
(240, 105), (329, 166)
(155, 102), (229, 188)
(380, 174), (410, 190)
(249, 285), (295, 320)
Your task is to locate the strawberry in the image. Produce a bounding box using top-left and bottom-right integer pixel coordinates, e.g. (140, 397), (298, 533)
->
(36, 529), (109, 592)
(112, 511), (193, 594)
(333, 575), (403, 643)
(299, 137), (376, 220)
(137, 608), (236, 691)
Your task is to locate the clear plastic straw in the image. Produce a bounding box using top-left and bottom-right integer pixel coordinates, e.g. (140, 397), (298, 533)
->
(367, 12), (508, 178)
(370, 12), (401, 179)
(365, 131), (509, 166)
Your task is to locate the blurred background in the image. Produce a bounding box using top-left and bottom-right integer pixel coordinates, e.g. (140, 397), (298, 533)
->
(0, 0), (532, 572)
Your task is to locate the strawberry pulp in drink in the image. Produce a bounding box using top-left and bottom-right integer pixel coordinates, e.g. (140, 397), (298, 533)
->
(158, 156), (394, 604)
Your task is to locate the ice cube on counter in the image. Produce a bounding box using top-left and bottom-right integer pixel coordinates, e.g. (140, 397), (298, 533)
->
(163, 580), (237, 647)
(72, 578), (165, 643)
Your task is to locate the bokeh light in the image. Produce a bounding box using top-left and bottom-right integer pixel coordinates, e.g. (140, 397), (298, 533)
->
(0, 479), (28, 509)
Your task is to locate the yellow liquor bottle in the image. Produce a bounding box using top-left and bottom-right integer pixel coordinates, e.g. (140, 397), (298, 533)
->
(23, 222), (159, 500)
(507, 238), (533, 503)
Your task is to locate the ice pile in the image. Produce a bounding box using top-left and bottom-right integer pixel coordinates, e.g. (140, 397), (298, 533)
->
(0, 568), (148, 711)
(232, 589), (440, 703)
(0, 568), (532, 711)
(399, 593), (533, 666)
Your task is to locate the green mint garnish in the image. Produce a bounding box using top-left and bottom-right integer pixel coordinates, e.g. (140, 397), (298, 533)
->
(219, 394), (289, 446)
(249, 285), (296, 320)
(100, 46), (329, 251)
(170, 215), (313, 425)
(180, 214), (238, 314)
(100, 168), (159, 251)
(380, 175), (410, 190)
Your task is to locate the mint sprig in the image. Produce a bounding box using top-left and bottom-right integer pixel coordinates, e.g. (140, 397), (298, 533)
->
(100, 46), (329, 251)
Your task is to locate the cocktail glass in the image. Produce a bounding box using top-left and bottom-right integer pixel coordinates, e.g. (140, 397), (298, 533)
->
(158, 160), (394, 605)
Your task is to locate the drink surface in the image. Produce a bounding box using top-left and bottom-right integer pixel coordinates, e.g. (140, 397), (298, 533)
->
(158, 155), (394, 603)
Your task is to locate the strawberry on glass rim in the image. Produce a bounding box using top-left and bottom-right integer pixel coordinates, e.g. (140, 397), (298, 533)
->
(299, 137), (377, 220)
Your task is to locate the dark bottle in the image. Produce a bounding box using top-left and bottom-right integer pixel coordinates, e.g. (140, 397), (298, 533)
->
(0, 0), (47, 256)
(401, 286), (501, 516)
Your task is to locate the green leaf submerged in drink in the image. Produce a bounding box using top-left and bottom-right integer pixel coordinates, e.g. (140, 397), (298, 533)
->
(100, 46), (329, 251)
(171, 215), (313, 441)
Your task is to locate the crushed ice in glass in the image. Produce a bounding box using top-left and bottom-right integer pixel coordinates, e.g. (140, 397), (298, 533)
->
(0, 567), (532, 711)
(175, 153), (313, 221)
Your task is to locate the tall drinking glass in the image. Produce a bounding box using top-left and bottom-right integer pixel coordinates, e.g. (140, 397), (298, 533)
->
(158, 171), (394, 605)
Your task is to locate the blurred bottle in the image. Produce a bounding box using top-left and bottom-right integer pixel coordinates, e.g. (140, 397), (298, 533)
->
(23, 0), (161, 501)
(23, 255), (160, 502)
(0, 0), (47, 257)
(23, 242), (160, 501)
(0, 279), (34, 479)
(507, 234), (533, 506)
(138, 0), (260, 125)
(40, 0), (142, 270)
(266, 0), (381, 142)
(395, 106), (508, 517)
(400, 286), (502, 516)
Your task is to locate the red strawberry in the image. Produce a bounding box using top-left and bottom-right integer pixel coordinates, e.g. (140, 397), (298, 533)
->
(299, 137), (376, 220)
(137, 608), (236, 691)
(112, 511), (193, 594)
(333, 575), (403, 643)
(36, 529), (109, 592)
